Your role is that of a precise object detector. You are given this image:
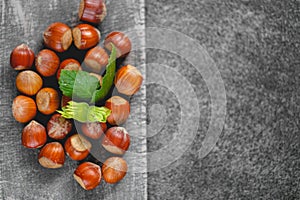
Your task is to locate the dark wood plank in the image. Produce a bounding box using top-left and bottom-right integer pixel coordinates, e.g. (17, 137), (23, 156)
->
(0, 0), (146, 199)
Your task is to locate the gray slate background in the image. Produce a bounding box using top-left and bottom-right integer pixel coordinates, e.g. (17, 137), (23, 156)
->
(146, 0), (300, 199)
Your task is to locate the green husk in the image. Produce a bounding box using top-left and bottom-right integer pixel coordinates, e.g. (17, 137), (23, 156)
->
(57, 101), (111, 123)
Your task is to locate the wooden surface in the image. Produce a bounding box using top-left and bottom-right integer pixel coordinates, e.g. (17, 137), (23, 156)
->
(0, 0), (147, 199)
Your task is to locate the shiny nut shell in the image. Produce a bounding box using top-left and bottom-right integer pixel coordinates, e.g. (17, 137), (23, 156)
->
(36, 88), (59, 115)
(102, 157), (127, 184)
(35, 49), (60, 77)
(38, 142), (65, 169)
(84, 46), (108, 73)
(73, 162), (102, 190)
(16, 70), (43, 96)
(12, 95), (37, 123)
(78, 0), (107, 24)
(56, 59), (81, 79)
(65, 134), (91, 161)
(101, 127), (130, 155)
(10, 44), (35, 70)
(43, 22), (73, 52)
(105, 96), (130, 125)
(114, 65), (143, 96)
(22, 120), (47, 149)
(104, 31), (131, 58)
(72, 24), (101, 50)
(81, 122), (107, 139)
(47, 113), (72, 140)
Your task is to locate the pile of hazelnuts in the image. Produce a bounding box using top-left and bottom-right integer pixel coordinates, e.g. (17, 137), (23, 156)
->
(10, 0), (143, 190)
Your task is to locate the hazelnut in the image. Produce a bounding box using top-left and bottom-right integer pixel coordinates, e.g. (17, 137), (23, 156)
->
(102, 157), (127, 184)
(81, 122), (107, 139)
(105, 96), (130, 125)
(73, 24), (101, 50)
(74, 162), (102, 190)
(16, 70), (43, 96)
(104, 31), (131, 58)
(56, 58), (82, 79)
(65, 134), (91, 161)
(114, 65), (143, 96)
(22, 120), (47, 149)
(84, 46), (109, 73)
(78, 0), (107, 24)
(12, 95), (37, 123)
(61, 95), (72, 108)
(35, 49), (60, 77)
(36, 88), (59, 115)
(43, 22), (73, 52)
(47, 113), (72, 140)
(102, 127), (130, 155)
(38, 142), (65, 169)
(10, 44), (34, 70)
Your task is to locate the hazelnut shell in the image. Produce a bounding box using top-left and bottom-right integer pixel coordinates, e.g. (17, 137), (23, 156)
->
(102, 157), (128, 184)
(38, 142), (65, 169)
(74, 162), (102, 190)
(114, 65), (143, 96)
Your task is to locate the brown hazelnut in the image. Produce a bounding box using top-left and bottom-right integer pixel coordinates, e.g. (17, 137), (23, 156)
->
(102, 157), (127, 184)
(36, 88), (59, 115)
(38, 142), (65, 169)
(104, 31), (131, 58)
(84, 46), (109, 73)
(56, 59), (82, 80)
(102, 127), (130, 155)
(81, 122), (107, 139)
(22, 120), (47, 149)
(105, 96), (130, 125)
(73, 162), (102, 190)
(65, 134), (91, 161)
(73, 24), (101, 50)
(12, 95), (37, 123)
(78, 0), (107, 24)
(47, 113), (72, 140)
(10, 44), (35, 70)
(114, 65), (143, 96)
(43, 22), (73, 52)
(16, 70), (43, 96)
(35, 49), (60, 77)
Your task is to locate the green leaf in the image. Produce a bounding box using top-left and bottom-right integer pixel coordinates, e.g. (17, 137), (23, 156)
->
(58, 70), (77, 97)
(91, 43), (117, 103)
(57, 101), (111, 123)
(58, 44), (117, 102)
(59, 70), (100, 100)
